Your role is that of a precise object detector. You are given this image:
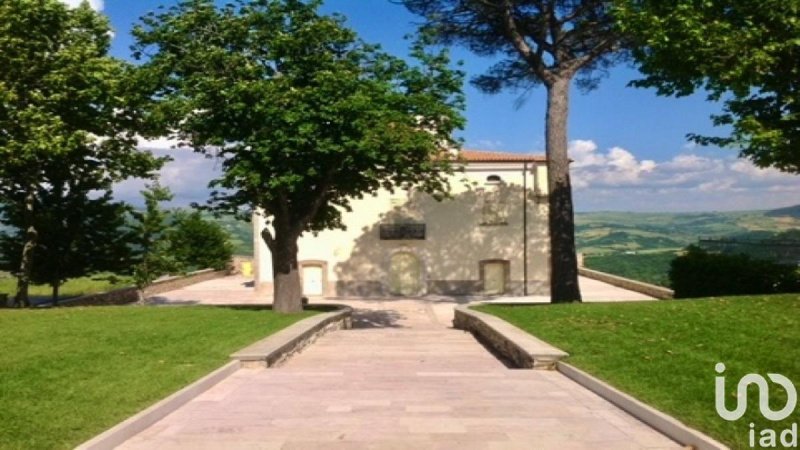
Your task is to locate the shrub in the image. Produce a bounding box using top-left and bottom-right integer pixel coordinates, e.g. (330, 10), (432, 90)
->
(669, 245), (800, 298)
(169, 212), (233, 271)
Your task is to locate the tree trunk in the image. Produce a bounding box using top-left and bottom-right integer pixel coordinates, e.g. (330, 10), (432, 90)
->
(51, 280), (60, 306)
(14, 187), (37, 308)
(545, 77), (582, 303)
(269, 229), (303, 313)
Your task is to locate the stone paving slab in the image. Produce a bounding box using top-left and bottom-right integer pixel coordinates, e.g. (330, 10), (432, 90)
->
(118, 295), (680, 449)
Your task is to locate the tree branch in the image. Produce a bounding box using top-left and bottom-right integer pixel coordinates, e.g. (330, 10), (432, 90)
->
(500, 0), (552, 83)
(296, 168), (336, 232)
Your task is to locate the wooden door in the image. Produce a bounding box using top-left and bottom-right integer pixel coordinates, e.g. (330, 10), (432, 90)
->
(389, 252), (421, 296)
(483, 262), (507, 295)
(302, 265), (324, 296)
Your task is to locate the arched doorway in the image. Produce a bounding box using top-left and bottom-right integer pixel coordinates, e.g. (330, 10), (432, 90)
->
(389, 252), (421, 296)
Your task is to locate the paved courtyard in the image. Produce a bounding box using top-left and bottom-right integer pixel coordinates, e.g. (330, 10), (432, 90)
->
(120, 277), (676, 449)
(148, 275), (655, 306)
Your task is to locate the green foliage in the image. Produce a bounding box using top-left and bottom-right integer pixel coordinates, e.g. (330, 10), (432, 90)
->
(0, 188), (132, 301)
(584, 252), (676, 287)
(0, 0), (163, 194)
(478, 294), (800, 449)
(169, 211), (234, 271)
(0, 306), (316, 449)
(132, 0), (465, 310)
(132, 0), (464, 229)
(0, 0), (164, 304)
(130, 183), (182, 291)
(615, 0), (800, 173)
(205, 212), (253, 256)
(402, 0), (623, 93)
(669, 245), (800, 298)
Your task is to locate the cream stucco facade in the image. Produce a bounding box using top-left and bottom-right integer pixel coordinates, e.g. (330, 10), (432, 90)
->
(253, 150), (550, 297)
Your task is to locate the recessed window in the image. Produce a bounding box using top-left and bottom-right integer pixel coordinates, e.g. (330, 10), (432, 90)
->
(481, 185), (508, 226)
(486, 174), (502, 184)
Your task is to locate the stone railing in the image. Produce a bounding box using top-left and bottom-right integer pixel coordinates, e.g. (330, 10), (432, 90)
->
(578, 267), (674, 299)
(58, 269), (229, 307)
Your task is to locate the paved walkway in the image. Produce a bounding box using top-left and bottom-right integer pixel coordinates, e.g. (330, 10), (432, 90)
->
(120, 281), (678, 449)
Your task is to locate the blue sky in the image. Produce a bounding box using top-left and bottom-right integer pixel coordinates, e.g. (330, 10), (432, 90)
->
(75, 0), (799, 212)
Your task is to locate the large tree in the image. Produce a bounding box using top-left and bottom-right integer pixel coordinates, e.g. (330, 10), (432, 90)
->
(402, 0), (624, 302)
(132, 0), (465, 312)
(615, 0), (800, 173)
(0, 186), (132, 304)
(0, 0), (163, 306)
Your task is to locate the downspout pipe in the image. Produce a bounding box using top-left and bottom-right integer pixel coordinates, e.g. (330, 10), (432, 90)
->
(523, 162), (529, 296)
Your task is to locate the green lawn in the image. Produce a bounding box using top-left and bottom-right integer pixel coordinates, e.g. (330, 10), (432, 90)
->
(0, 273), (133, 301)
(477, 295), (800, 450)
(0, 306), (317, 449)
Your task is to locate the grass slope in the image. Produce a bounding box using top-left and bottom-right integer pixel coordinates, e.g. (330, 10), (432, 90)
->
(0, 272), (132, 301)
(583, 252), (676, 287)
(0, 306), (316, 449)
(478, 296), (800, 449)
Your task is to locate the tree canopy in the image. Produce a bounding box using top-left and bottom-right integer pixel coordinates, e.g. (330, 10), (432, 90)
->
(0, 186), (132, 303)
(132, 0), (465, 312)
(169, 211), (234, 272)
(615, 0), (800, 173)
(0, 0), (163, 306)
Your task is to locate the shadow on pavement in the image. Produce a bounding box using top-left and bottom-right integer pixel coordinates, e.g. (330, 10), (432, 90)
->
(350, 308), (406, 329)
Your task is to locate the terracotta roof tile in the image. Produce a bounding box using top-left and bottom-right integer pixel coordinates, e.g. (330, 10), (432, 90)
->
(460, 149), (546, 163)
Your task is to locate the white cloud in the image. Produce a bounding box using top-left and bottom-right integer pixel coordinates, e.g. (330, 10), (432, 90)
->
(113, 146), (223, 207)
(569, 141), (656, 188)
(137, 136), (184, 151)
(60, 0), (104, 10)
(568, 139), (800, 211)
(569, 139), (606, 168)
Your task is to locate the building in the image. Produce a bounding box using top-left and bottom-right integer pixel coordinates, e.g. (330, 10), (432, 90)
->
(253, 149), (550, 297)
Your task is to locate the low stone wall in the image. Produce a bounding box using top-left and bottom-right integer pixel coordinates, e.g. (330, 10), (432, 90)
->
(59, 287), (140, 307)
(453, 304), (568, 369)
(231, 306), (353, 368)
(144, 269), (229, 297)
(579, 267), (674, 299)
(59, 269), (229, 307)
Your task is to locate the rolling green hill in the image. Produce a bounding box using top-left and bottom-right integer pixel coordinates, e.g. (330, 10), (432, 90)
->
(576, 206), (800, 254)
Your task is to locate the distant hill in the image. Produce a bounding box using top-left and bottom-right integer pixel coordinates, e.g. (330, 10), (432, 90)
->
(766, 204), (800, 219)
(576, 209), (800, 254)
